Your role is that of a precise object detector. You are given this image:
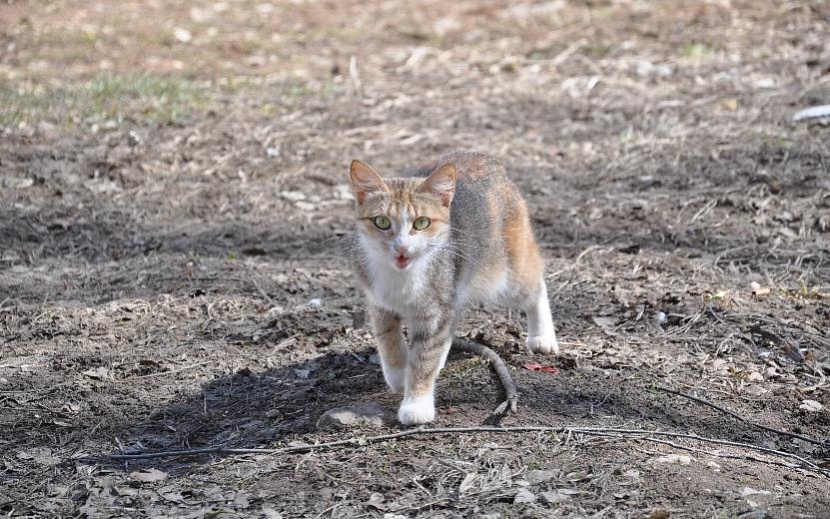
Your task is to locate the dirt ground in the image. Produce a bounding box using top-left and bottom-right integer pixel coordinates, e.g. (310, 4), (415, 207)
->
(2, 0), (830, 517)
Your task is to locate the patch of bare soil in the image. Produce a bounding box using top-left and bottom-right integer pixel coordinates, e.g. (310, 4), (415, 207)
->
(2, 0), (829, 517)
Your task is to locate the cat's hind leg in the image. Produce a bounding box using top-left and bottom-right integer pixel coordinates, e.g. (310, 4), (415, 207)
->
(525, 275), (559, 354)
(502, 196), (559, 354)
(369, 307), (407, 393)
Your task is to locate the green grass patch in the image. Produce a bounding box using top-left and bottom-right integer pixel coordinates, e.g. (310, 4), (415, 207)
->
(681, 42), (715, 61)
(0, 73), (206, 128)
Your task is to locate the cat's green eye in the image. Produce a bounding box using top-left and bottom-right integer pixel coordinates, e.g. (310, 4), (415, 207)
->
(373, 215), (391, 230)
(413, 217), (431, 231)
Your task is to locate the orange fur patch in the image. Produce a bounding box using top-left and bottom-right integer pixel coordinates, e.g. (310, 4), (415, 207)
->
(502, 187), (543, 293)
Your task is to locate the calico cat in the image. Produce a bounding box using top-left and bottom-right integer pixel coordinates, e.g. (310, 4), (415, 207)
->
(348, 151), (558, 425)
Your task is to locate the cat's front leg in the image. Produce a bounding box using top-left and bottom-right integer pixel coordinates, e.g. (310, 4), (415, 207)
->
(369, 307), (407, 393)
(398, 317), (453, 425)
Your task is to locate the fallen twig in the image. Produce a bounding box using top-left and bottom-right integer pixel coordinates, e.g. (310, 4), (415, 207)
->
(110, 428), (425, 460)
(107, 425), (829, 476)
(573, 427), (823, 472)
(655, 385), (826, 447)
(349, 55), (362, 98)
(452, 338), (518, 416)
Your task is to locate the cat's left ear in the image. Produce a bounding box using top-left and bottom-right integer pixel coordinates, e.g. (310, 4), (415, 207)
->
(418, 163), (456, 207)
(350, 160), (388, 204)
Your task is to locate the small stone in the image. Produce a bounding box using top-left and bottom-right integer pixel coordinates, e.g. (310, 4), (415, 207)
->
(740, 487), (771, 498)
(525, 469), (560, 485)
(650, 454), (691, 465)
(649, 510), (671, 519)
(173, 27), (192, 43)
(316, 404), (389, 429)
(127, 130), (142, 146)
(513, 489), (537, 504)
(754, 78), (776, 89)
(706, 461), (721, 472)
(745, 371), (764, 382)
(749, 281), (771, 296)
(130, 468), (168, 483)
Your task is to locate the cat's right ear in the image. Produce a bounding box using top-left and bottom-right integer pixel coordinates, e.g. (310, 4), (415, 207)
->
(349, 160), (388, 204)
(418, 163), (456, 207)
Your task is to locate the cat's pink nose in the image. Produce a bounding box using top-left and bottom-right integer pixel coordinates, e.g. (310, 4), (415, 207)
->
(394, 244), (409, 256)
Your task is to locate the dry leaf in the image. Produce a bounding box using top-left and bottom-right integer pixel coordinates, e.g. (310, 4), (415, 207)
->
(523, 363), (559, 374)
(718, 97), (738, 111)
(130, 468), (168, 483)
(744, 371), (764, 382)
(651, 454), (691, 465)
(799, 400), (824, 412)
(591, 315), (618, 328)
(740, 486), (771, 497)
(458, 472), (478, 494)
(82, 367), (112, 381)
(750, 281), (771, 296)
(513, 489), (537, 504)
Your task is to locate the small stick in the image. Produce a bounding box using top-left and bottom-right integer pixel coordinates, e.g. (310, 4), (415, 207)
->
(110, 428), (425, 460)
(655, 385), (825, 447)
(574, 427), (823, 472)
(452, 338), (518, 415)
(107, 425), (829, 476)
(348, 56), (362, 98)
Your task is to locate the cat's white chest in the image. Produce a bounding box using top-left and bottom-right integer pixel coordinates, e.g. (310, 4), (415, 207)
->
(366, 262), (426, 316)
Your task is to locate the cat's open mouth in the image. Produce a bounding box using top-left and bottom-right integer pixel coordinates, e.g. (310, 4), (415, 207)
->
(394, 254), (411, 269)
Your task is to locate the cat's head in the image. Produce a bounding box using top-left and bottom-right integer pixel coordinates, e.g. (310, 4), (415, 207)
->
(348, 160), (456, 271)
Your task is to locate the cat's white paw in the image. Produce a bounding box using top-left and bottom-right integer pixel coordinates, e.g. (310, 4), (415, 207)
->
(527, 334), (559, 354)
(398, 395), (435, 425)
(383, 366), (406, 393)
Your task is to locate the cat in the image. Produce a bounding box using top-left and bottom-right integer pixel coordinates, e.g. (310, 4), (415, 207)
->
(348, 151), (558, 425)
